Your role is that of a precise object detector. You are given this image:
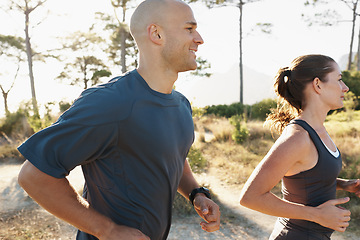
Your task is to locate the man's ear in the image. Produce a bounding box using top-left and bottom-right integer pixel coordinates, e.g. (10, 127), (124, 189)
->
(148, 24), (162, 45)
(312, 77), (322, 94)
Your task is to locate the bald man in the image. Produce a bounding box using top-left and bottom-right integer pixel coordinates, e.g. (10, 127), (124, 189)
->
(17, 0), (220, 239)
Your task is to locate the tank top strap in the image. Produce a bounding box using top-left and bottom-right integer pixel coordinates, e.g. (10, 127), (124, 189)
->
(288, 119), (323, 148)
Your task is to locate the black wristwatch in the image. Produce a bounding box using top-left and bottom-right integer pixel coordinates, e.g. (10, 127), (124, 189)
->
(189, 187), (211, 205)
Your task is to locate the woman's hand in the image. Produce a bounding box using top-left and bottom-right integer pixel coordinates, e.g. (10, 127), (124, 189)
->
(314, 197), (351, 232)
(337, 178), (360, 197)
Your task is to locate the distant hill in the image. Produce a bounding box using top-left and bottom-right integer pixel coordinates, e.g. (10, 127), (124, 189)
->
(338, 53), (356, 70)
(178, 64), (275, 107)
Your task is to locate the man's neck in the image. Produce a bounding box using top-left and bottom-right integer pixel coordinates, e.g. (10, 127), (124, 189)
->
(137, 66), (178, 94)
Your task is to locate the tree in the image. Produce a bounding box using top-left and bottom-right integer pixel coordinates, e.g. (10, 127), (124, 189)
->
(191, 57), (213, 77)
(110, 0), (138, 73)
(57, 30), (111, 89)
(95, 0), (138, 74)
(98, 1), (212, 77)
(187, 0), (271, 104)
(6, 0), (49, 116)
(342, 70), (360, 100)
(304, 0), (360, 70)
(0, 35), (26, 115)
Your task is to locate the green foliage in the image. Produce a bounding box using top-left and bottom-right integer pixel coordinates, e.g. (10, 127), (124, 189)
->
(202, 99), (276, 120)
(95, 11), (138, 71)
(173, 146), (208, 216)
(92, 69), (112, 82)
(249, 98), (277, 120)
(229, 115), (249, 144)
(187, 146), (207, 173)
(204, 102), (248, 118)
(191, 57), (212, 78)
(343, 91), (358, 115)
(192, 106), (206, 117)
(57, 29), (111, 89)
(0, 34), (25, 55)
(58, 55), (111, 89)
(0, 109), (30, 137)
(27, 102), (56, 132)
(59, 101), (71, 113)
(326, 110), (360, 122)
(342, 71), (360, 109)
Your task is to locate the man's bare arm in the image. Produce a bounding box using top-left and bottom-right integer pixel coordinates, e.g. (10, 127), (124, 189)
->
(18, 160), (149, 240)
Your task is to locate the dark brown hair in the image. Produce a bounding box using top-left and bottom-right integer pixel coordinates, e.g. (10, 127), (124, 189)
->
(265, 54), (336, 133)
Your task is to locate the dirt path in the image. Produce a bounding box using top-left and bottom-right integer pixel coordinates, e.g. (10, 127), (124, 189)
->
(0, 163), (359, 239)
(169, 170), (358, 240)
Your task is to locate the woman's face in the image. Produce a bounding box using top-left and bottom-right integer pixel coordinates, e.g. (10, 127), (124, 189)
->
(320, 62), (349, 110)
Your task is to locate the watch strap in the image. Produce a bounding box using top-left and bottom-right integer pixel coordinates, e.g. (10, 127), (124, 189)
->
(189, 187), (211, 205)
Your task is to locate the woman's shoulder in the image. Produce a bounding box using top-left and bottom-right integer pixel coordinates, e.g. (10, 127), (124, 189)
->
(275, 123), (313, 153)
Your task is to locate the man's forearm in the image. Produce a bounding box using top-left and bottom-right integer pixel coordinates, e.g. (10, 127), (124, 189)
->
(18, 160), (113, 238)
(177, 159), (200, 200)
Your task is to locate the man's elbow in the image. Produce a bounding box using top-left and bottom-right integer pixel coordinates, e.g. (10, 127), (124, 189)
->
(18, 160), (36, 190)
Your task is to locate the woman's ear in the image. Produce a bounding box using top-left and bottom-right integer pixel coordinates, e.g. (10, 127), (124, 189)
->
(312, 77), (322, 94)
(148, 24), (162, 45)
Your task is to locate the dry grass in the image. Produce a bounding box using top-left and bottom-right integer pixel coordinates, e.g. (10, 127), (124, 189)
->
(0, 206), (77, 240)
(2, 112), (360, 238)
(193, 112), (360, 220)
(194, 115), (234, 143)
(193, 117), (276, 187)
(0, 143), (24, 164)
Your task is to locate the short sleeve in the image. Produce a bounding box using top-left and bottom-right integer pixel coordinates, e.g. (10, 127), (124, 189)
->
(18, 119), (118, 178)
(17, 85), (125, 179)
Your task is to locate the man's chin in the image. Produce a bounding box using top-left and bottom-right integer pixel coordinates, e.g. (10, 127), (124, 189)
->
(178, 65), (197, 73)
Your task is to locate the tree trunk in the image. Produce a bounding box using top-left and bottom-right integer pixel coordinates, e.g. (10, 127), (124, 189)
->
(24, 2), (39, 116)
(3, 92), (9, 116)
(239, 0), (244, 104)
(347, 2), (357, 70)
(120, 26), (127, 73)
(357, 21), (360, 70)
(0, 86), (9, 116)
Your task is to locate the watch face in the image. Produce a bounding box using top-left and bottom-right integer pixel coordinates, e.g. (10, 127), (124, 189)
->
(202, 187), (209, 192)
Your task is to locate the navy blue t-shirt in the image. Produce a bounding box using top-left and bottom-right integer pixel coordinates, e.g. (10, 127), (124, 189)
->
(18, 70), (195, 240)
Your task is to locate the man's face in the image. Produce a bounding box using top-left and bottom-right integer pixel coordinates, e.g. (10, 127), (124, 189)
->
(160, 2), (204, 73)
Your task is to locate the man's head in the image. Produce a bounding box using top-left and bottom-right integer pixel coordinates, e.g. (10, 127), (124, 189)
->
(130, 0), (204, 73)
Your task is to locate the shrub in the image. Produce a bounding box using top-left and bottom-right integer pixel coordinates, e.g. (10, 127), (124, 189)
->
(187, 146), (207, 173)
(27, 102), (57, 132)
(249, 98), (277, 121)
(229, 115), (249, 144)
(204, 102), (248, 118)
(59, 101), (71, 113)
(342, 91), (359, 120)
(0, 109), (33, 138)
(342, 70), (360, 107)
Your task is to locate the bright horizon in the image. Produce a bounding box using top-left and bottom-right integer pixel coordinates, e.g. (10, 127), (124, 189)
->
(0, 0), (352, 117)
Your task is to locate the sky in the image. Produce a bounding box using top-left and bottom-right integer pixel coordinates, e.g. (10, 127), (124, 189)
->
(0, 0), (354, 117)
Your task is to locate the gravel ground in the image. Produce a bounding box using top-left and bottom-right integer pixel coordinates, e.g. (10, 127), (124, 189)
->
(0, 163), (359, 239)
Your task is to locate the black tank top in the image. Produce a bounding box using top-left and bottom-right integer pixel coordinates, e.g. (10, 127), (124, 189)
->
(280, 119), (342, 233)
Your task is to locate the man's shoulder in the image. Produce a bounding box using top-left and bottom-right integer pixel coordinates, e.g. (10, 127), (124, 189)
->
(60, 71), (140, 125)
(173, 90), (191, 107)
(85, 70), (138, 97)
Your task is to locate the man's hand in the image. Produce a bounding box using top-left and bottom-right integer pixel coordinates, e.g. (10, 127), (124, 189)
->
(100, 224), (150, 240)
(193, 193), (220, 232)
